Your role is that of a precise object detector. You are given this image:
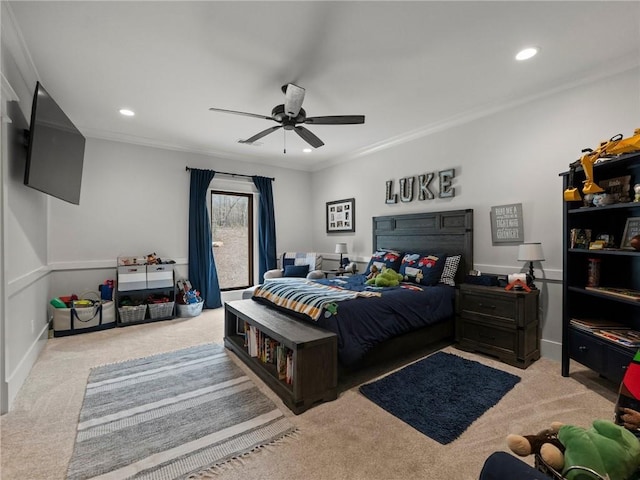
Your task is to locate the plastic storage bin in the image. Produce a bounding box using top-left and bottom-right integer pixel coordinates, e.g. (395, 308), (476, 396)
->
(146, 264), (173, 288)
(117, 265), (147, 291)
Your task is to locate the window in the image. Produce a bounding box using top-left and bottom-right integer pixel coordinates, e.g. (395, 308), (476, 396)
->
(210, 191), (253, 291)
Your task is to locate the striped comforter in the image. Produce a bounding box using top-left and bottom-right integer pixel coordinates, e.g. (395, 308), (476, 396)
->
(252, 279), (381, 321)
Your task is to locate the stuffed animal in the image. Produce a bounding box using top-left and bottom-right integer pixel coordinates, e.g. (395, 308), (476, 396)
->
(366, 265), (379, 281)
(507, 424), (565, 471)
(507, 419), (640, 480)
(365, 267), (403, 287)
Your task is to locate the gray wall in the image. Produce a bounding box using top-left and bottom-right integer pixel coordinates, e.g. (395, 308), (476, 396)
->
(1, 1), (315, 410)
(311, 67), (640, 360)
(2, 0), (640, 412)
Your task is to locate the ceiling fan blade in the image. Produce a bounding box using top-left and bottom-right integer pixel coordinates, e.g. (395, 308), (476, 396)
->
(305, 115), (365, 125)
(239, 125), (282, 144)
(284, 83), (305, 118)
(209, 107), (273, 121)
(294, 126), (324, 148)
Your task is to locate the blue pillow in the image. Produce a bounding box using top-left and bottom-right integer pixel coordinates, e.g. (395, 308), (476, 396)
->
(283, 264), (309, 278)
(399, 252), (447, 286)
(364, 250), (404, 275)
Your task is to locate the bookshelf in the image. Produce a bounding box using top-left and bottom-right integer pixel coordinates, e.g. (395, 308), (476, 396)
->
(561, 152), (640, 384)
(224, 300), (338, 414)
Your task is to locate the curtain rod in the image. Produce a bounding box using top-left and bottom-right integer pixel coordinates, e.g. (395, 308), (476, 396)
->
(185, 166), (274, 181)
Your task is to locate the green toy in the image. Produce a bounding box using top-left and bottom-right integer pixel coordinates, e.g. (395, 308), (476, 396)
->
(507, 419), (640, 480)
(365, 267), (403, 287)
(558, 420), (640, 480)
(324, 302), (338, 318)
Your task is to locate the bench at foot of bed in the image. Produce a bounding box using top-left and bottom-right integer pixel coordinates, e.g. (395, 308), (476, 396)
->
(224, 299), (338, 414)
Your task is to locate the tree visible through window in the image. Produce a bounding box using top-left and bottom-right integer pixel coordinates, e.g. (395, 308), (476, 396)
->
(210, 191), (253, 290)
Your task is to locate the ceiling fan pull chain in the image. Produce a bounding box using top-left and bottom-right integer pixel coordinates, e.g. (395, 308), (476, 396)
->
(283, 128), (287, 154)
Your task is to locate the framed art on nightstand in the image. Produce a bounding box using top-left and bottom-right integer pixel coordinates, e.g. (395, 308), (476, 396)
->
(326, 198), (355, 233)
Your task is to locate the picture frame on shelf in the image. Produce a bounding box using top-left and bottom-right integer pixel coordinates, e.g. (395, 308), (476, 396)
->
(326, 198), (355, 233)
(621, 217), (640, 249)
(570, 228), (591, 249)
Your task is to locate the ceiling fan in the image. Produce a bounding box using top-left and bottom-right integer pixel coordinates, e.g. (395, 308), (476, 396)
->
(209, 84), (365, 149)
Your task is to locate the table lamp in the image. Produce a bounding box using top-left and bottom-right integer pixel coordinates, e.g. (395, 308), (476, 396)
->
(517, 242), (545, 288)
(335, 243), (348, 270)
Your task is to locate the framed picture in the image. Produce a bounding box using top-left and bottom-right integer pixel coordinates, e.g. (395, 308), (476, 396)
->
(621, 217), (640, 249)
(490, 203), (524, 244)
(326, 198), (355, 233)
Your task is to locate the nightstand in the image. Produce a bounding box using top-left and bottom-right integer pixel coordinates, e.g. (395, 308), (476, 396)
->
(456, 283), (540, 368)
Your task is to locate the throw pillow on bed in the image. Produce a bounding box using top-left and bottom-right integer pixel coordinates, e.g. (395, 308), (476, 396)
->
(283, 264), (310, 278)
(364, 249), (404, 275)
(439, 254), (462, 286)
(399, 252), (447, 286)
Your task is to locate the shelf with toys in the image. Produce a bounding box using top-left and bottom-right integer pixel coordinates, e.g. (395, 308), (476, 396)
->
(560, 131), (640, 385)
(115, 253), (176, 326)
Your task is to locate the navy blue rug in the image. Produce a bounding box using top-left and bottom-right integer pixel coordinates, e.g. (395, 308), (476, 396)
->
(359, 351), (520, 444)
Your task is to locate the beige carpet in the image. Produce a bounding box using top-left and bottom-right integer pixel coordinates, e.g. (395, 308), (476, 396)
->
(1, 307), (619, 480)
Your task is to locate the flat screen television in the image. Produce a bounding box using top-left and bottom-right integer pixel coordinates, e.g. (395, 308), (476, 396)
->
(24, 81), (86, 205)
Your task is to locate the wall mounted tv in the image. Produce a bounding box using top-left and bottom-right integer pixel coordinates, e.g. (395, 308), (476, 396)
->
(24, 81), (86, 205)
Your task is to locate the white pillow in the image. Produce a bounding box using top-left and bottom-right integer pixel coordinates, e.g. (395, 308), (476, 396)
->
(439, 255), (461, 286)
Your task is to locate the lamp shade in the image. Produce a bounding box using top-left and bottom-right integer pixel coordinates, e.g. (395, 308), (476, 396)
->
(517, 243), (545, 262)
(335, 243), (348, 254)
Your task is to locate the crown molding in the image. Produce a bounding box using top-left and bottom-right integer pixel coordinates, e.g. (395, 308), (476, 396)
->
(313, 57), (640, 172)
(1, 3), (39, 90)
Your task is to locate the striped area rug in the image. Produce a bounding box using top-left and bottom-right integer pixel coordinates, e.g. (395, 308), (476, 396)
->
(67, 343), (295, 480)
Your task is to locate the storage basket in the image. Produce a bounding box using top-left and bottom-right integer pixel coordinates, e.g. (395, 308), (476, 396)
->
(118, 304), (147, 324)
(148, 301), (175, 319)
(52, 291), (115, 337)
(71, 300), (101, 322)
(176, 300), (204, 318)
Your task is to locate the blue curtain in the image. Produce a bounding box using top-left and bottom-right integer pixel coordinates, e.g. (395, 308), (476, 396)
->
(252, 176), (277, 283)
(188, 168), (222, 309)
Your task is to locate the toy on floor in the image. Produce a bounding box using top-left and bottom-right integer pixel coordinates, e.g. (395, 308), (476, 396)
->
(507, 419), (640, 480)
(176, 278), (202, 304)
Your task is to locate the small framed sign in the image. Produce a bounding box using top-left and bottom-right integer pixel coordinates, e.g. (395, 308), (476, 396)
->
(326, 198), (355, 233)
(490, 203), (524, 244)
(621, 217), (640, 249)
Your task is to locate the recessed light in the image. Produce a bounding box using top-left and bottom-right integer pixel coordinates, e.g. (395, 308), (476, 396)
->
(515, 47), (539, 61)
(303, 148), (312, 153)
(119, 108), (135, 117)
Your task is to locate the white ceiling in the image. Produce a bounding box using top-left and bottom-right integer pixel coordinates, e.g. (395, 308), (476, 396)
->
(6, 1), (640, 172)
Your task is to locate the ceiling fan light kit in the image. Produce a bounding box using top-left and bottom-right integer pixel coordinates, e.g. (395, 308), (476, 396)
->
(284, 83), (305, 117)
(209, 83), (365, 150)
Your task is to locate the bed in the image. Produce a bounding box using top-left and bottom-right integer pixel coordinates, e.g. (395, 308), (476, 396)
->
(252, 208), (474, 369)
